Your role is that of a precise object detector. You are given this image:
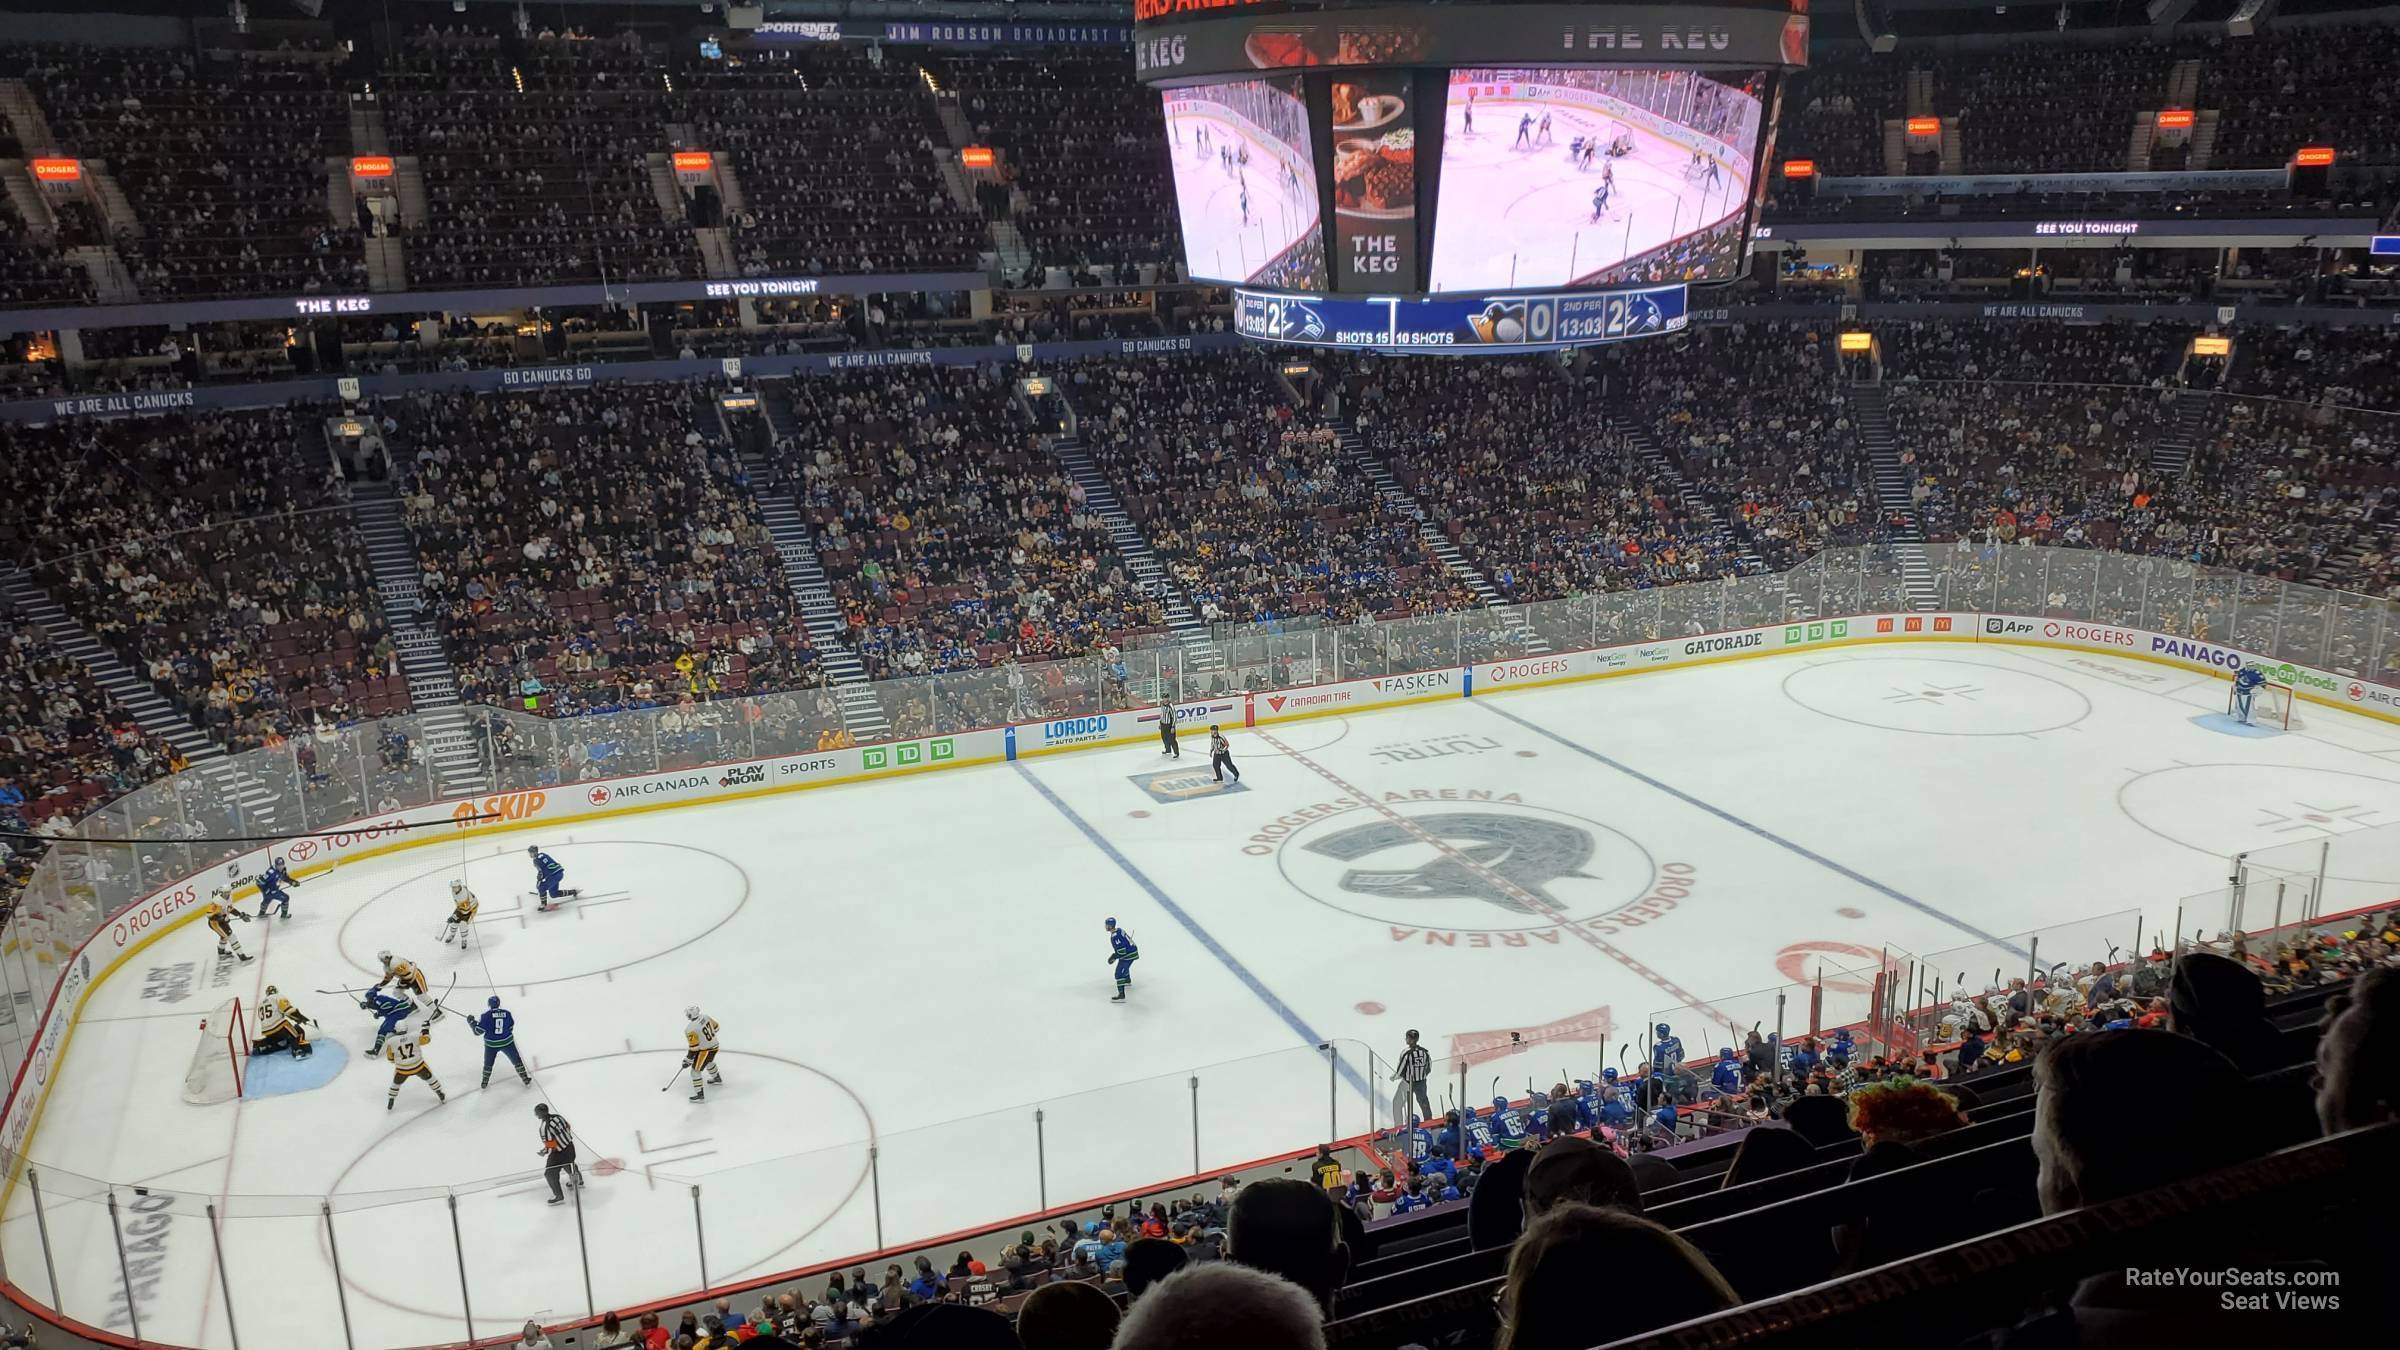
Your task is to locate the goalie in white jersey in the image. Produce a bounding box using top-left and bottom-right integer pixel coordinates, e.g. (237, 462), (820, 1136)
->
(684, 1006), (724, 1102)
(385, 1022), (445, 1111)
(251, 986), (314, 1059)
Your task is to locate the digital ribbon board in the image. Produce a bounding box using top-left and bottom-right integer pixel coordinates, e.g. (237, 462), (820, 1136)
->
(1232, 282), (1688, 352)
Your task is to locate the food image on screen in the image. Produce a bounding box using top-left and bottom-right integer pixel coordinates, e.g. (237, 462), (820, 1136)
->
(1426, 67), (1765, 293)
(1330, 71), (1418, 288)
(1163, 76), (1327, 289)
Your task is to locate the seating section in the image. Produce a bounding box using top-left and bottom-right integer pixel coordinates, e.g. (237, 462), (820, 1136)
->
(2201, 22), (2400, 170)
(1075, 356), (1482, 626)
(682, 47), (988, 277)
(770, 368), (1163, 687)
(399, 382), (821, 713)
(382, 33), (701, 287)
(945, 51), (1180, 278)
(1606, 326), (1884, 571)
(0, 211), (93, 307)
(0, 408), (392, 751)
(1342, 358), (1752, 600)
(1890, 379), (2179, 551)
(1935, 45), (2180, 176)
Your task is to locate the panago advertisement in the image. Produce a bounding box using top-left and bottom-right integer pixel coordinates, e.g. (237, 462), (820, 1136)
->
(1974, 615), (2395, 719)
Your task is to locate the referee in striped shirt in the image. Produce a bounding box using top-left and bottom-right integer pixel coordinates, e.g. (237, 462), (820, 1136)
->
(535, 1104), (583, 1204)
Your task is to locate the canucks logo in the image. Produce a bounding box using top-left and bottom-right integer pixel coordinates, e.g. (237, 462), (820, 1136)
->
(1255, 297), (1324, 342)
(1274, 800), (1660, 933)
(1613, 293), (1665, 336)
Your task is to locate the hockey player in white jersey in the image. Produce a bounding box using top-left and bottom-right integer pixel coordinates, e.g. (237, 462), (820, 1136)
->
(376, 949), (429, 998)
(251, 986), (314, 1059)
(385, 1022), (445, 1111)
(684, 1006), (724, 1102)
(441, 880), (479, 947)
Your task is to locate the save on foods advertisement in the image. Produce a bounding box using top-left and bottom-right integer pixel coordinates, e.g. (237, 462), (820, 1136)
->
(1328, 71), (1418, 288)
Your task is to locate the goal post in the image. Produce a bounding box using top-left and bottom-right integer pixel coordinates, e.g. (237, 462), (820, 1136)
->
(2230, 676), (2295, 731)
(182, 998), (248, 1105)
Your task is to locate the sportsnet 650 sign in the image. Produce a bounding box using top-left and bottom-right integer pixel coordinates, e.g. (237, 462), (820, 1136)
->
(1234, 283), (1685, 353)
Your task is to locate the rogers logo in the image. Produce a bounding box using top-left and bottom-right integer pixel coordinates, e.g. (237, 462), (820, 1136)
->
(587, 787), (610, 805)
(2046, 622), (2134, 647)
(1488, 658), (1570, 683)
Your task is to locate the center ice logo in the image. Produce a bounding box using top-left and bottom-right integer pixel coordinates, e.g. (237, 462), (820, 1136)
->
(1273, 798), (1664, 935)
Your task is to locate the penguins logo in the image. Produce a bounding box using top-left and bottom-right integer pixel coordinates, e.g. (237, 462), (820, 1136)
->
(1301, 812), (1598, 916)
(1467, 301), (1529, 345)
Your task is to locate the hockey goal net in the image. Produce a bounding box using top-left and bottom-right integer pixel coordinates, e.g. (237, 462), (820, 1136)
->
(182, 998), (247, 1105)
(2231, 677), (2296, 731)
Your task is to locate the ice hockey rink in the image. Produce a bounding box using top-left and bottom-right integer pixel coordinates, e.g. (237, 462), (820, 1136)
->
(13, 639), (2400, 1348)
(1426, 96), (1750, 292)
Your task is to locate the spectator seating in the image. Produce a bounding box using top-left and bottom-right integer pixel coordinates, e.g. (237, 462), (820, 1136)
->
(398, 382), (822, 715)
(1071, 355), (1483, 627)
(0, 406), (392, 753)
(16, 45), (362, 301)
(382, 33), (702, 287)
(680, 47), (988, 277)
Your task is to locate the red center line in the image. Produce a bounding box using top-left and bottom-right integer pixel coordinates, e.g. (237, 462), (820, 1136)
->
(1251, 728), (1730, 1025)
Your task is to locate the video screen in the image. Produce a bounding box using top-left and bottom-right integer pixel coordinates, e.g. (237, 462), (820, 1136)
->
(1163, 76), (1328, 290)
(1329, 72), (1419, 289)
(1426, 68), (1766, 293)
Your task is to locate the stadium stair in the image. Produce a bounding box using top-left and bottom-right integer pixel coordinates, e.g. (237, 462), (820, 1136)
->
(1602, 406), (1768, 575)
(1, 566), (283, 829)
(741, 382), (894, 740)
(2148, 390), (2212, 481)
(0, 78), (57, 158)
(1038, 408), (1224, 673)
(82, 160), (141, 242)
(1325, 416), (1548, 654)
(1849, 382), (1940, 610)
(347, 480), (491, 798)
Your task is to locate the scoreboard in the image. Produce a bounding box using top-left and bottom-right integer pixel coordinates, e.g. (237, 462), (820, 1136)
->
(1136, 0), (1810, 352)
(1233, 282), (1688, 351)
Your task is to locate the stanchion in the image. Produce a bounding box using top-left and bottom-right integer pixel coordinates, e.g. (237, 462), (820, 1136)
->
(207, 1201), (242, 1350)
(2026, 935), (2040, 991)
(870, 1145), (885, 1250)
(105, 1190), (142, 1343)
(25, 1166), (59, 1313)
(1772, 994), (1787, 1093)
(322, 1202), (357, 1350)
(1321, 1042), (1337, 1141)
(1190, 1076), (1201, 1177)
(446, 1192), (474, 1340)
(691, 1185), (709, 1291)
(572, 1179), (594, 1318)
(1035, 1108), (1048, 1209)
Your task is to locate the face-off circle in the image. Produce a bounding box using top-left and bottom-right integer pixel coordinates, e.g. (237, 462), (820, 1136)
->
(1780, 657), (2091, 736)
(1274, 797), (1658, 934)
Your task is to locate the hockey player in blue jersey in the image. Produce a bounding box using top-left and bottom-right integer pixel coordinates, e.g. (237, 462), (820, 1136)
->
(1711, 1047), (1743, 1095)
(475, 996), (532, 1088)
(2231, 665), (2267, 724)
(363, 987), (416, 1055)
(1596, 1083), (1635, 1132)
(1489, 1096), (1533, 1151)
(1827, 1028), (1856, 1070)
(1649, 1023), (1685, 1076)
(528, 846), (580, 912)
(256, 856), (302, 919)
(1103, 918), (1139, 1002)
(1460, 1107), (1498, 1159)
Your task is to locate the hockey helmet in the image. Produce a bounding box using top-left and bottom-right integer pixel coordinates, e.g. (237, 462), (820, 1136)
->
(377, 949), (392, 963)
(685, 1005), (702, 1020)
(1600, 1067), (1618, 1082)
(265, 985), (278, 997)
(1655, 1022), (1672, 1038)
(1719, 1047), (1736, 1060)
(452, 880), (465, 893)
(1103, 917), (1117, 930)
(488, 996), (503, 1009)
(526, 845), (539, 856)
(1491, 1095), (1509, 1111)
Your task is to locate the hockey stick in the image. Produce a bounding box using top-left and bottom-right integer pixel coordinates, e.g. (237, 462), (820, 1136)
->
(660, 1057), (694, 1092)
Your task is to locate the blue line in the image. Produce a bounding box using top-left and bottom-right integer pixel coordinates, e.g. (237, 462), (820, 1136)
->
(1011, 762), (1374, 1100)
(1476, 702), (2026, 956)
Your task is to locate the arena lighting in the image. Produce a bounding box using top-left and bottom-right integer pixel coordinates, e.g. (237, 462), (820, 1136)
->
(2293, 146), (2336, 167)
(350, 155), (394, 178)
(1782, 159), (1817, 179)
(1838, 331), (1873, 353)
(29, 158), (80, 183)
(960, 146), (996, 169)
(672, 151), (715, 172)
(1905, 117), (1940, 137)
(2154, 109), (2195, 129)
(2193, 336), (2232, 357)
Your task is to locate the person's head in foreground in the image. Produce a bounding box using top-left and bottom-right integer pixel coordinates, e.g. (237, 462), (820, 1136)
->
(1108, 1263), (1327, 1350)
(1226, 1177), (1350, 1316)
(2317, 964), (2400, 1133)
(1496, 1204), (1737, 1350)
(2031, 1029), (2252, 1214)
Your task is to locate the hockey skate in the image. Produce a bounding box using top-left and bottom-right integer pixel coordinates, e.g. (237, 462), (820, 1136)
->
(689, 1087), (707, 1102)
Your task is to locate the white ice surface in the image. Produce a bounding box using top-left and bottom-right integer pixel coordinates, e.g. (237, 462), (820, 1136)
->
(16, 642), (2400, 1348)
